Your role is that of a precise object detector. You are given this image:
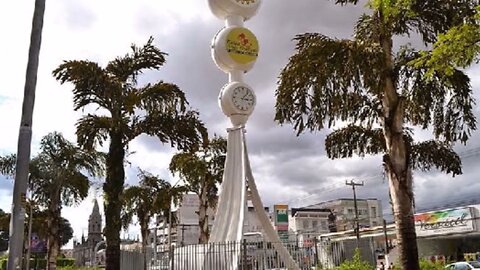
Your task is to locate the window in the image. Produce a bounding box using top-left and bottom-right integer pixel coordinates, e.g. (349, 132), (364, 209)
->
(371, 206), (377, 218)
(312, 221), (318, 228)
(469, 261), (480, 268)
(347, 208), (354, 215)
(321, 221), (328, 230)
(303, 220), (309, 229)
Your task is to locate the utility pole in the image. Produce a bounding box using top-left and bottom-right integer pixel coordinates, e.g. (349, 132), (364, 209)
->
(383, 219), (389, 253)
(8, 0), (45, 269)
(346, 180), (363, 247)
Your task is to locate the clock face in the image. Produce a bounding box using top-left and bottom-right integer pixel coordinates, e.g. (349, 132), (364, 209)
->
(232, 86), (255, 111)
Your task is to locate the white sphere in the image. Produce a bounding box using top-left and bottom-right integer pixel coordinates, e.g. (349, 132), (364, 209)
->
(208, 0), (261, 21)
(218, 81), (256, 126)
(211, 26), (259, 73)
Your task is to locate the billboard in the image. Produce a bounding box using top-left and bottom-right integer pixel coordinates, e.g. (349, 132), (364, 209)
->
(414, 207), (475, 237)
(274, 205), (289, 241)
(30, 233), (47, 253)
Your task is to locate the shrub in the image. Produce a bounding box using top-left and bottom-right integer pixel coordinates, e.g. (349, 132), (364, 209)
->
(0, 259), (6, 270)
(57, 257), (75, 267)
(388, 258), (445, 270)
(334, 249), (375, 270)
(57, 267), (102, 270)
(419, 259), (445, 270)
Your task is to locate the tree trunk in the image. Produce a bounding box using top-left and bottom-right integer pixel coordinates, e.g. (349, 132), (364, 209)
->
(47, 191), (61, 270)
(198, 184), (209, 244)
(380, 18), (420, 270)
(104, 134), (126, 270)
(7, 0), (45, 268)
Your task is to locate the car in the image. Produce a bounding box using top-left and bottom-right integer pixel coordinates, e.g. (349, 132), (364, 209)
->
(446, 261), (480, 270)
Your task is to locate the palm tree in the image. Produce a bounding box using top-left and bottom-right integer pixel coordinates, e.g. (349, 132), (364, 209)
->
(169, 136), (227, 243)
(121, 170), (186, 270)
(53, 37), (207, 270)
(275, 1), (478, 269)
(0, 132), (103, 270)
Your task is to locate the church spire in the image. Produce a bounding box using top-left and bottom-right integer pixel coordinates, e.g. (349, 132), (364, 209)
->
(92, 198), (100, 216)
(88, 197), (103, 245)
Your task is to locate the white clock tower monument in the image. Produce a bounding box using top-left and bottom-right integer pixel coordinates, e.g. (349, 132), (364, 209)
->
(207, 0), (300, 269)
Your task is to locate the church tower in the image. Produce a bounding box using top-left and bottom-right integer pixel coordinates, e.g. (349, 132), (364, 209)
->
(87, 199), (103, 246)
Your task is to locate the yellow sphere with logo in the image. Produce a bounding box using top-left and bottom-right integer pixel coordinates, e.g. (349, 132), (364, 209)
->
(211, 26), (259, 73)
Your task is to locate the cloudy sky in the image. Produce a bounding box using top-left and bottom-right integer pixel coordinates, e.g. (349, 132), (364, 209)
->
(0, 0), (479, 247)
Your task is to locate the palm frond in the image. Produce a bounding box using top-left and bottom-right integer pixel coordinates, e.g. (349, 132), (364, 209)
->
(106, 36), (167, 83)
(53, 60), (115, 111)
(398, 0), (478, 44)
(0, 154), (16, 177)
(123, 82), (188, 118)
(412, 22), (480, 76)
(28, 132), (102, 208)
(410, 140), (462, 176)
(325, 125), (385, 159)
(132, 110), (207, 152)
(61, 172), (90, 206)
(396, 47), (476, 144)
(276, 33), (384, 134)
(76, 114), (113, 150)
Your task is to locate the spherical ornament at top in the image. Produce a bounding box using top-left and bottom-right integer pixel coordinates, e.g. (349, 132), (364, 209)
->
(208, 0), (262, 21)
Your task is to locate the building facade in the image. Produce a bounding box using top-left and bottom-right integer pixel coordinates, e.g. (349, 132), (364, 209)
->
(150, 193), (216, 253)
(307, 198), (383, 231)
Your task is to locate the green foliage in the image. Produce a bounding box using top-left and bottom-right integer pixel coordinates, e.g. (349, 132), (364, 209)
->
(0, 154), (16, 176)
(276, 0), (477, 177)
(56, 257), (75, 267)
(57, 267), (102, 270)
(333, 249), (374, 270)
(276, 1), (478, 269)
(122, 170), (187, 230)
(169, 136), (227, 207)
(0, 209), (8, 252)
(170, 136), (227, 242)
(0, 258), (5, 270)
(419, 259), (445, 270)
(29, 132), (104, 207)
(53, 37), (207, 153)
(0, 132), (102, 268)
(413, 6), (480, 76)
(0, 209), (74, 250)
(54, 36), (207, 268)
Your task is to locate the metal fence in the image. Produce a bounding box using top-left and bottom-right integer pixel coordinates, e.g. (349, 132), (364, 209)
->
(140, 237), (377, 270)
(169, 240), (317, 270)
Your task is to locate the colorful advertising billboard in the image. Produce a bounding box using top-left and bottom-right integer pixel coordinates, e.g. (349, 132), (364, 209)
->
(414, 207), (475, 237)
(274, 205), (289, 241)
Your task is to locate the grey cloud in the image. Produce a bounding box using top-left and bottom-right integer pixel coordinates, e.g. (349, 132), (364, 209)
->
(0, 176), (13, 192)
(60, 0), (96, 30)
